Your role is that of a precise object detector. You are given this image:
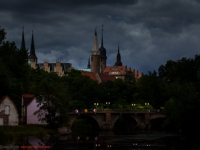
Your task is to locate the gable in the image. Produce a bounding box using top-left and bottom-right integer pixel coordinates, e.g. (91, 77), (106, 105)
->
(0, 96), (19, 115)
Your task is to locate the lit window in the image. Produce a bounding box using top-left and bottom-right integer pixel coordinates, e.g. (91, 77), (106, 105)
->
(5, 106), (10, 115)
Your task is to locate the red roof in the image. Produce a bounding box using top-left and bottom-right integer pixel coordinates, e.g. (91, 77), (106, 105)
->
(81, 71), (98, 82)
(22, 94), (35, 99)
(81, 71), (116, 83)
(97, 73), (116, 82)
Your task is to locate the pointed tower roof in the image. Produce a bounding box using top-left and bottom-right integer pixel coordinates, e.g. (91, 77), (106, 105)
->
(99, 24), (107, 58)
(114, 42), (122, 66)
(91, 27), (100, 55)
(20, 27), (26, 50)
(87, 57), (91, 69)
(28, 31), (37, 59)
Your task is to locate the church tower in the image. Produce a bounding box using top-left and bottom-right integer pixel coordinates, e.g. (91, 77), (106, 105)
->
(28, 31), (37, 68)
(99, 25), (107, 73)
(91, 27), (100, 73)
(114, 42), (123, 66)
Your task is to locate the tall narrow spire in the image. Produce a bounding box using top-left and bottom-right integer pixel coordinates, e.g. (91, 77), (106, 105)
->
(87, 57), (91, 69)
(91, 27), (100, 53)
(28, 31), (37, 59)
(99, 24), (106, 57)
(95, 26), (97, 36)
(114, 42), (122, 66)
(118, 42), (120, 54)
(101, 24), (104, 47)
(20, 27), (26, 50)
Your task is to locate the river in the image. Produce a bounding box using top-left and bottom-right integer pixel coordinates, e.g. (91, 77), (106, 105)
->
(51, 130), (182, 150)
(0, 130), (185, 150)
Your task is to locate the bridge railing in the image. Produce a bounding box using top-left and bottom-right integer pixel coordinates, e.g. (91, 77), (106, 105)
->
(68, 109), (161, 114)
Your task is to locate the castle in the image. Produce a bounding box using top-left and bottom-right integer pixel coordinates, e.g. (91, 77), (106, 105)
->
(20, 29), (72, 76)
(22, 26), (142, 79)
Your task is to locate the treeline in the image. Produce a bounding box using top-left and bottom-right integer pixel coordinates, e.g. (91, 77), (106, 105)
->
(1, 27), (200, 139)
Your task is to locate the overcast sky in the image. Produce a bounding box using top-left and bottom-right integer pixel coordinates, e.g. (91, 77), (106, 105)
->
(1, 0), (200, 74)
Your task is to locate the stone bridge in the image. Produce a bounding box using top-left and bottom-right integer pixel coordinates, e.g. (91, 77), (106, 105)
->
(67, 109), (166, 130)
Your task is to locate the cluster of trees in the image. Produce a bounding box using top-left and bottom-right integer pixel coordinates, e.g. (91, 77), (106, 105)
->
(1, 27), (200, 139)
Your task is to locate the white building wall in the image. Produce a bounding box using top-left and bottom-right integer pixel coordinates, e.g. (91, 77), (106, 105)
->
(0, 97), (19, 125)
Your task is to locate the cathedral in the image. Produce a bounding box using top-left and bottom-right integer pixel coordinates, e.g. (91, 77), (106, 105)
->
(85, 26), (142, 80)
(22, 26), (142, 79)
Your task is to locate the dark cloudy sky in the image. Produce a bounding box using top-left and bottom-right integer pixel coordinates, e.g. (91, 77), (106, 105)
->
(1, 0), (200, 74)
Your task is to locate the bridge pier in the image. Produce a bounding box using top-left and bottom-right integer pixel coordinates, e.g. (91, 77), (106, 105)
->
(99, 113), (112, 130)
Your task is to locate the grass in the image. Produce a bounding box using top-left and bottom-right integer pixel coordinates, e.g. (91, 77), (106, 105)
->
(0, 124), (56, 138)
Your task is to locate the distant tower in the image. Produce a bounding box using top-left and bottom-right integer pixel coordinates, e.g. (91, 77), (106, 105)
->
(99, 25), (107, 73)
(28, 31), (38, 68)
(20, 27), (26, 50)
(91, 27), (100, 73)
(114, 42), (123, 66)
(87, 57), (91, 69)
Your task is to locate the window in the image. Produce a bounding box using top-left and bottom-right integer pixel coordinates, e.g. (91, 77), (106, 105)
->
(111, 72), (119, 75)
(5, 106), (10, 115)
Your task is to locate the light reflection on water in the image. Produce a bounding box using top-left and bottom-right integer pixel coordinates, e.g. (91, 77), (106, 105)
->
(0, 131), (181, 150)
(51, 131), (180, 150)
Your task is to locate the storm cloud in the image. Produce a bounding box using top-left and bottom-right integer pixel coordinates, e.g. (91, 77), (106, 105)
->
(1, 0), (200, 74)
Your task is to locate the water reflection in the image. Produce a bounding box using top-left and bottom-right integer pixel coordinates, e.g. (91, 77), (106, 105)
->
(0, 131), (181, 150)
(51, 130), (180, 150)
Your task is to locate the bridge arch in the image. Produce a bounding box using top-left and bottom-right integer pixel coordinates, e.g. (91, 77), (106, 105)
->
(70, 114), (100, 131)
(111, 114), (145, 130)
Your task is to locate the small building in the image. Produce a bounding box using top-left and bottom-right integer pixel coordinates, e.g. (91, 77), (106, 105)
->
(103, 65), (142, 80)
(0, 96), (19, 125)
(21, 94), (47, 124)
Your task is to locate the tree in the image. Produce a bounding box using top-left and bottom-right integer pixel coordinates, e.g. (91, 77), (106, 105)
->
(135, 71), (168, 108)
(0, 27), (30, 111)
(33, 69), (70, 128)
(163, 83), (200, 136)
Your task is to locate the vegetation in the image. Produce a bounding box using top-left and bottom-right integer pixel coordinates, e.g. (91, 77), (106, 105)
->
(1, 27), (200, 145)
(0, 124), (56, 138)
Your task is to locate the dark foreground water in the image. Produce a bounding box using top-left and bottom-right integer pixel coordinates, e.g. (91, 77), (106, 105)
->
(0, 130), (185, 150)
(51, 131), (182, 150)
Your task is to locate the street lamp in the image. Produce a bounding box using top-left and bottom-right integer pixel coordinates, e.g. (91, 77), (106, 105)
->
(131, 104), (136, 109)
(94, 103), (99, 108)
(145, 102), (150, 112)
(106, 102), (110, 109)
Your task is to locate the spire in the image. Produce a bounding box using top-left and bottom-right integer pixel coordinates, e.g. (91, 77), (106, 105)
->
(28, 31), (37, 59)
(114, 42), (122, 66)
(91, 26), (100, 54)
(95, 26), (97, 36)
(99, 24), (106, 57)
(87, 57), (91, 69)
(118, 42), (120, 54)
(101, 24), (104, 47)
(20, 27), (26, 50)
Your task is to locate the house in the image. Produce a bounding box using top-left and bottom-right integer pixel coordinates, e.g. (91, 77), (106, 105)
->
(0, 96), (19, 125)
(103, 65), (142, 80)
(21, 94), (46, 124)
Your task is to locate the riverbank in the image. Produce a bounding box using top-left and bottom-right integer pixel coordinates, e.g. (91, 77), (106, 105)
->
(0, 124), (56, 138)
